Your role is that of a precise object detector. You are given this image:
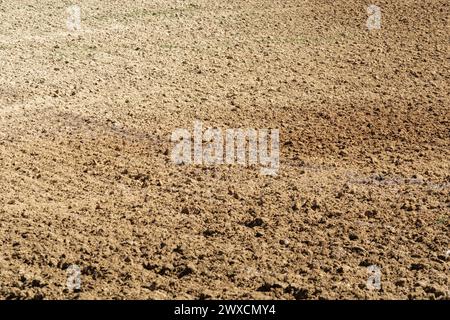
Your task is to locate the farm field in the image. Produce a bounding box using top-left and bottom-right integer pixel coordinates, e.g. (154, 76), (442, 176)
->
(0, 0), (448, 299)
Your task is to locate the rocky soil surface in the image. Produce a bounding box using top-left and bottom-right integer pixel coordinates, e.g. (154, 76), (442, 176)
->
(0, 0), (448, 299)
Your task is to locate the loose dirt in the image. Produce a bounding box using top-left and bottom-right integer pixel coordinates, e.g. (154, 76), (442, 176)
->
(0, 0), (448, 299)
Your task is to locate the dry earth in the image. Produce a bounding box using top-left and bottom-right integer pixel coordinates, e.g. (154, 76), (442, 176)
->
(0, 0), (449, 299)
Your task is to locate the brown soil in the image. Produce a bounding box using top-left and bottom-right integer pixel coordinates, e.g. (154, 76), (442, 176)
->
(0, 0), (448, 300)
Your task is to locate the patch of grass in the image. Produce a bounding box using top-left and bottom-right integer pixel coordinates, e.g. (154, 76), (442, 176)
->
(277, 29), (363, 46)
(436, 214), (448, 225)
(158, 43), (186, 51)
(118, 4), (203, 20)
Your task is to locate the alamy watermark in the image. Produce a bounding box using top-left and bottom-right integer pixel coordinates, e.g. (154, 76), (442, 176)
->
(66, 5), (81, 32)
(171, 120), (279, 175)
(366, 265), (381, 290)
(66, 264), (81, 292)
(366, 5), (381, 30)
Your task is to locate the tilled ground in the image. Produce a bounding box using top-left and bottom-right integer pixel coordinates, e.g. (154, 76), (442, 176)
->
(0, 0), (448, 299)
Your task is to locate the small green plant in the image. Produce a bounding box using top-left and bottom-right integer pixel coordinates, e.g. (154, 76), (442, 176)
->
(436, 214), (448, 225)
